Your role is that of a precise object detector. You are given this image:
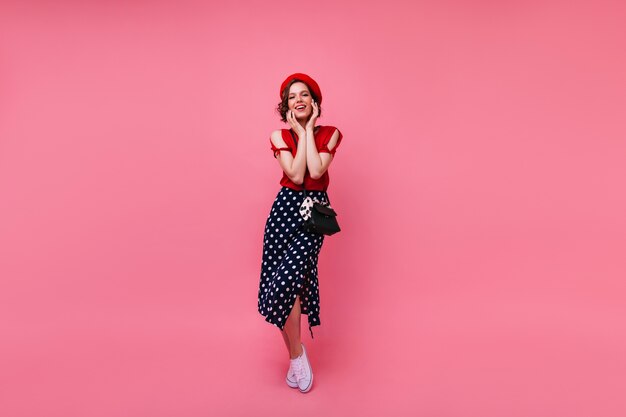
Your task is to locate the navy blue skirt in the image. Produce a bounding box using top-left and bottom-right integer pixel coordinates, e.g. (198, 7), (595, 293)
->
(258, 186), (330, 338)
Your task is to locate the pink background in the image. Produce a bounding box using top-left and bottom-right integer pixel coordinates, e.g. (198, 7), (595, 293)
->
(1, 1), (625, 416)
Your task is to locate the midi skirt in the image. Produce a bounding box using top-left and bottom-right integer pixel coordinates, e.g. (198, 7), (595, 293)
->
(258, 186), (329, 339)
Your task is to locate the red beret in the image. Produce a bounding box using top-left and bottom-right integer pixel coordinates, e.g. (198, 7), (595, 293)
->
(279, 73), (322, 105)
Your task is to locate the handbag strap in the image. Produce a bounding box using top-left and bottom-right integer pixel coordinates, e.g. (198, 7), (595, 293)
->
(289, 128), (308, 198)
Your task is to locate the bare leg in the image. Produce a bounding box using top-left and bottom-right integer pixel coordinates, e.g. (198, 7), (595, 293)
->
(283, 294), (304, 359)
(280, 328), (290, 355)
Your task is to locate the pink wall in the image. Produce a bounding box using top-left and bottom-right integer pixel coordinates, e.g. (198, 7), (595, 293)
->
(1, 1), (625, 416)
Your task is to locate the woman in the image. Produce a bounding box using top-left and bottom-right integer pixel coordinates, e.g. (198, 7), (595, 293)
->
(257, 73), (343, 393)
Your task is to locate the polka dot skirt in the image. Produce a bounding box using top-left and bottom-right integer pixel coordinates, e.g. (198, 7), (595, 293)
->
(258, 186), (329, 339)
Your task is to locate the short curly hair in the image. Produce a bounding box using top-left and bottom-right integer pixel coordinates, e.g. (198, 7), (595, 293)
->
(276, 79), (323, 123)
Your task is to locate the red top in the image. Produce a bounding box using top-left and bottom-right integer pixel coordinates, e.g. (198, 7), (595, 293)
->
(270, 125), (343, 192)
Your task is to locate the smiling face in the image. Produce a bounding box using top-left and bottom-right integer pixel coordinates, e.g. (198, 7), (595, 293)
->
(288, 82), (313, 120)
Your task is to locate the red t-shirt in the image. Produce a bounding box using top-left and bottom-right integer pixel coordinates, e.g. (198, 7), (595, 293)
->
(270, 125), (343, 192)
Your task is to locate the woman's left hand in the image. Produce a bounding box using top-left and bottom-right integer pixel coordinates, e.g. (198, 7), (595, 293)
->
(306, 100), (319, 130)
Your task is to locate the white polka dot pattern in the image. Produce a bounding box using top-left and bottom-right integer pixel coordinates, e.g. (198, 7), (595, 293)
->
(258, 186), (329, 338)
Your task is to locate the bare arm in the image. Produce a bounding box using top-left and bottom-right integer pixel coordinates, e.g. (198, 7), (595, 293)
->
(270, 130), (307, 184)
(306, 128), (340, 180)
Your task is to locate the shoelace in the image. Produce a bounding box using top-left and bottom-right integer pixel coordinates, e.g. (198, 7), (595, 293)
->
(291, 357), (306, 381)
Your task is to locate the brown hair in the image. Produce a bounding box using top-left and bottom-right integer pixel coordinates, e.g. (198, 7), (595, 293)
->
(276, 79), (323, 123)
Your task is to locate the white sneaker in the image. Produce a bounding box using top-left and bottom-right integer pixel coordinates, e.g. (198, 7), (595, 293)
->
(286, 362), (298, 388)
(291, 343), (313, 393)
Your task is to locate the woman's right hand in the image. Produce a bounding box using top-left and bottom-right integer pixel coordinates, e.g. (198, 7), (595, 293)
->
(287, 110), (306, 138)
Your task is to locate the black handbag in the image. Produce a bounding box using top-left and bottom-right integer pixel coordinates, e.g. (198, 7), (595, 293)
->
(290, 128), (341, 236)
(303, 198), (341, 236)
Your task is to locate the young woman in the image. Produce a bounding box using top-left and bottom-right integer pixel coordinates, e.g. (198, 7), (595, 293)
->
(257, 73), (343, 393)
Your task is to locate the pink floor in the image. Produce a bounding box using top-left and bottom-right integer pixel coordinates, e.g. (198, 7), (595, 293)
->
(2, 287), (624, 416)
